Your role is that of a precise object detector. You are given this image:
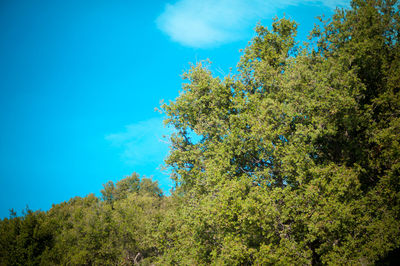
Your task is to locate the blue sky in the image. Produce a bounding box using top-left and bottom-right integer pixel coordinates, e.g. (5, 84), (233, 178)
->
(0, 0), (347, 218)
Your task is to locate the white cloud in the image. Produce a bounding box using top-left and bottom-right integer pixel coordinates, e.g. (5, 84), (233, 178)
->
(105, 117), (172, 166)
(156, 0), (349, 48)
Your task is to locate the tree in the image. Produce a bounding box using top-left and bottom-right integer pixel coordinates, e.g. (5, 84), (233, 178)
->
(0, 208), (55, 265)
(101, 173), (163, 205)
(161, 0), (400, 264)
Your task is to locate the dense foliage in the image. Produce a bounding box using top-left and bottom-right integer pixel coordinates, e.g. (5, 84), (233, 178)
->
(0, 174), (164, 265)
(1, 0), (399, 264)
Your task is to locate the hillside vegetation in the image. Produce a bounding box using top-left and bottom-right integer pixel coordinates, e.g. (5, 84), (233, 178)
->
(1, 0), (399, 264)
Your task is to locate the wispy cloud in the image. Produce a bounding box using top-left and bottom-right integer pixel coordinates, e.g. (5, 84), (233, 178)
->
(156, 0), (349, 48)
(105, 117), (172, 166)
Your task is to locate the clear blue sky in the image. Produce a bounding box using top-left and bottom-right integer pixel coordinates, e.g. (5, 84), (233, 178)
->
(0, 0), (347, 218)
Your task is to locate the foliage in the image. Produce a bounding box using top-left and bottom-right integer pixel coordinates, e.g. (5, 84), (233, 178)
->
(160, 0), (400, 264)
(0, 174), (164, 265)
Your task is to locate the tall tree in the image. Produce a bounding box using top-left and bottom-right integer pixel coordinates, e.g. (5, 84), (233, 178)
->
(161, 0), (400, 264)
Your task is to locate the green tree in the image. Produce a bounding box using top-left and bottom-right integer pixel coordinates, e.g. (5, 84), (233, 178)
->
(0, 208), (55, 265)
(101, 173), (163, 205)
(161, 1), (400, 264)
